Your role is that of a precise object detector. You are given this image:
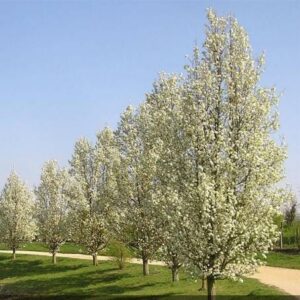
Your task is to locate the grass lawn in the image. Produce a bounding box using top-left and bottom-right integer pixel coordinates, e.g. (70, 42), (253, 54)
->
(0, 254), (293, 299)
(266, 251), (300, 270)
(0, 242), (85, 254)
(0, 241), (134, 258)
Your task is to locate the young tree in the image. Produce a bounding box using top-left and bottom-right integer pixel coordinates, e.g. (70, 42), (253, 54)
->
(284, 196), (297, 226)
(115, 105), (165, 276)
(69, 127), (119, 266)
(0, 172), (35, 259)
(159, 230), (184, 282)
(144, 74), (185, 282)
(172, 10), (287, 299)
(35, 160), (72, 264)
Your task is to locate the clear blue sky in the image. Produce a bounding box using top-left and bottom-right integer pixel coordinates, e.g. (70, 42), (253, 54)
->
(0, 0), (299, 195)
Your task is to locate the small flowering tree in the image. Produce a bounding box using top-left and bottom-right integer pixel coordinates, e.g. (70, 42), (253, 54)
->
(144, 75), (185, 282)
(159, 226), (184, 282)
(115, 105), (165, 276)
(69, 127), (119, 266)
(35, 160), (72, 264)
(0, 172), (35, 259)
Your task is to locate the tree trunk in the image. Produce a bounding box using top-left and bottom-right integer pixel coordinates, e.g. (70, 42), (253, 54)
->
(92, 254), (98, 266)
(142, 253), (149, 276)
(52, 252), (57, 264)
(280, 222), (283, 249)
(12, 247), (16, 260)
(199, 275), (206, 290)
(171, 267), (179, 282)
(207, 276), (216, 300)
(119, 252), (124, 269)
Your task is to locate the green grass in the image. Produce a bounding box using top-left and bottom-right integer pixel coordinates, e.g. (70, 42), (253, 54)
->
(0, 242), (46, 252)
(0, 241), (135, 257)
(0, 254), (293, 299)
(0, 242), (85, 254)
(266, 251), (300, 270)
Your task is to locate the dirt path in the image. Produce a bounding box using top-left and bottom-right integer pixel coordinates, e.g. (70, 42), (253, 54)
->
(0, 250), (165, 266)
(1, 250), (300, 297)
(249, 266), (300, 299)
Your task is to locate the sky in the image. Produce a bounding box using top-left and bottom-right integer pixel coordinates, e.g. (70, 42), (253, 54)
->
(0, 0), (299, 196)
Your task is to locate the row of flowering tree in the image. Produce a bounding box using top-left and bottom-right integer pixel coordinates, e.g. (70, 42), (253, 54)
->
(0, 10), (287, 300)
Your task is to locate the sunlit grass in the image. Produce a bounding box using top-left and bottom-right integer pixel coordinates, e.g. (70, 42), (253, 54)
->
(0, 254), (293, 299)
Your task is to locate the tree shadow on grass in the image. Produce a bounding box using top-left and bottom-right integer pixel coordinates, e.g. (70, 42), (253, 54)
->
(0, 294), (178, 300)
(0, 256), (9, 262)
(0, 267), (172, 298)
(0, 256), (177, 298)
(94, 282), (157, 295)
(0, 257), (86, 280)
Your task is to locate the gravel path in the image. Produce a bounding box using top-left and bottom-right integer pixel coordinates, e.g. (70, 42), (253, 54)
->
(1, 250), (300, 297)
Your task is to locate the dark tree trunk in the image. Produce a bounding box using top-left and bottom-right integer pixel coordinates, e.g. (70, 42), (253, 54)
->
(142, 252), (149, 276)
(119, 252), (124, 269)
(12, 247), (16, 260)
(199, 275), (206, 290)
(171, 267), (179, 282)
(52, 252), (57, 264)
(207, 276), (216, 300)
(280, 221), (283, 249)
(92, 254), (98, 266)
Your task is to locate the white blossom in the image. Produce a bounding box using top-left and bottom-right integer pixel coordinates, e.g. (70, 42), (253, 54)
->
(0, 172), (36, 259)
(69, 127), (119, 266)
(35, 160), (72, 264)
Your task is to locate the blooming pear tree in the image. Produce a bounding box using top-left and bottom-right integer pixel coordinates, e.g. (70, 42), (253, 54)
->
(170, 10), (287, 299)
(69, 127), (119, 266)
(0, 172), (35, 259)
(115, 105), (165, 276)
(144, 75), (185, 282)
(158, 215), (184, 282)
(35, 160), (73, 264)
